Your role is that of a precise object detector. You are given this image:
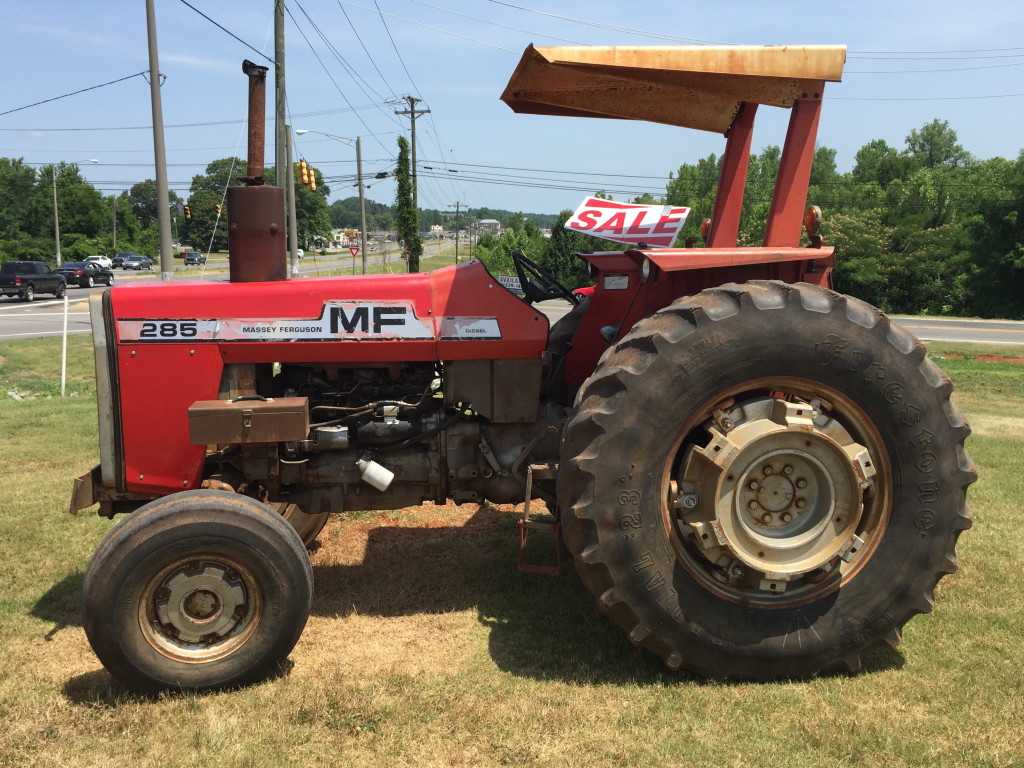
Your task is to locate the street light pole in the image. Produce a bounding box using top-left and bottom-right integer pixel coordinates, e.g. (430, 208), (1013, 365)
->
(286, 124), (299, 277)
(357, 136), (368, 275)
(295, 128), (369, 274)
(51, 165), (61, 263)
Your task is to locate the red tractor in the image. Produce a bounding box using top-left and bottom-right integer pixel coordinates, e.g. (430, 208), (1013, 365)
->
(70, 45), (975, 692)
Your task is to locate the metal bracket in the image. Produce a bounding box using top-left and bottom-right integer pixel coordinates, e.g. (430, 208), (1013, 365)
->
(518, 463), (563, 576)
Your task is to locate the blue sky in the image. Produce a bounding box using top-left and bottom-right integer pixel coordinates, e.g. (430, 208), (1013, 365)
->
(3, 1), (1024, 215)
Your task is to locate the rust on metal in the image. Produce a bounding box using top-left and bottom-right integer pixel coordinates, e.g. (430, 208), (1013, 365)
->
(230, 59), (288, 282)
(242, 59), (268, 183)
(227, 185), (287, 282)
(501, 44), (846, 135)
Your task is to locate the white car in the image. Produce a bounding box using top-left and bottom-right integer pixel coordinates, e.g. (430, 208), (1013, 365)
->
(85, 255), (112, 269)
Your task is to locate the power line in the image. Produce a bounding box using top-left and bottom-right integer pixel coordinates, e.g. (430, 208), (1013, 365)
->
(0, 71), (148, 118)
(286, 1), (396, 157)
(372, 0), (424, 95)
(334, 0), (402, 101)
(483, 0), (726, 44)
(336, 0), (518, 53)
(176, 0), (274, 64)
(406, 0), (588, 45)
(0, 103), (387, 133)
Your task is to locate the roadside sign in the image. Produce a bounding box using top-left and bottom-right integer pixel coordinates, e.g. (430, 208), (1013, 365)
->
(497, 275), (522, 293)
(565, 196), (690, 248)
(349, 246), (360, 258)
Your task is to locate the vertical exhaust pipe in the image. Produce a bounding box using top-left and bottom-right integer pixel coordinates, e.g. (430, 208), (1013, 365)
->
(228, 59), (287, 283)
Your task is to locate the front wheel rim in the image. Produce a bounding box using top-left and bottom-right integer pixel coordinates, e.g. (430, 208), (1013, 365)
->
(139, 555), (263, 663)
(665, 378), (892, 608)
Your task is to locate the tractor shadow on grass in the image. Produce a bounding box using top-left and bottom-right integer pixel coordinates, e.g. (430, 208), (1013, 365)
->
(309, 504), (906, 685)
(32, 571), (85, 637)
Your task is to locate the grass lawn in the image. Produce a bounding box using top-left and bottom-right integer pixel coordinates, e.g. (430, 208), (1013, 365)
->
(0, 335), (1021, 767)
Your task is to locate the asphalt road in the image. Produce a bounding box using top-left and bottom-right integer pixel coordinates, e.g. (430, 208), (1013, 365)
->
(3, 283), (1023, 346)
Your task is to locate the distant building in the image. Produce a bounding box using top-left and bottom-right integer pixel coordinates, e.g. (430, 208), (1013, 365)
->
(478, 219), (501, 235)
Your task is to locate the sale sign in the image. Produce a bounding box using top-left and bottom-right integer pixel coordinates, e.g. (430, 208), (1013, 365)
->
(565, 197), (690, 248)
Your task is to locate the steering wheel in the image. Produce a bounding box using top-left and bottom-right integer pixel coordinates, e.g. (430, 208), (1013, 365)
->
(511, 250), (580, 306)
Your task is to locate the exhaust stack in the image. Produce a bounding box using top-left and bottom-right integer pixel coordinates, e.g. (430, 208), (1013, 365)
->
(228, 59), (287, 283)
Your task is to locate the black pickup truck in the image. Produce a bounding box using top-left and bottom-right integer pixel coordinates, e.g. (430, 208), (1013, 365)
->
(0, 261), (67, 301)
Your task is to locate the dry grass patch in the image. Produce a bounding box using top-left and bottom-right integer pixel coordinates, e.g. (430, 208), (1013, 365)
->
(2, 338), (1024, 767)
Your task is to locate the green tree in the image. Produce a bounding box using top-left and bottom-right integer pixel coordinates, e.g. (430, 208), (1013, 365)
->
(904, 119), (972, 169)
(852, 139), (908, 188)
(540, 209), (602, 288)
(964, 152), (1024, 317)
(394, 136), (422, 271)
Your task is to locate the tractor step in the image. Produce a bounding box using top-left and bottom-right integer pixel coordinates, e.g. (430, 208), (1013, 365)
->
(518, 463), (563, 575)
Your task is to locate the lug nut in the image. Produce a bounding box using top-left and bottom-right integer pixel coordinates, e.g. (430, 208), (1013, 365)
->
(761, 513), (773, 524)
(783, 465), (793, 475)
(795, 498), (807, 509)
(796, 479), (807, 489)
(781, 512), (793, 523)
(749, 480), (759, 490)
(763, 465), (773, 475)
(748, 500), (759, 510)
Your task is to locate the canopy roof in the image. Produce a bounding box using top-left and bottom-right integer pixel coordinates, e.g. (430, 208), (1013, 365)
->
(500, 45), (846, 135)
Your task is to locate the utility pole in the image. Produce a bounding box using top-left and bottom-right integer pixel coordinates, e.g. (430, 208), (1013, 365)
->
(394, 96), (430, 212)
(448, 201), (468, 263)
(275, 0), (286, 187)
(357, 136), (369, 275)
(146, 0), (173, 280)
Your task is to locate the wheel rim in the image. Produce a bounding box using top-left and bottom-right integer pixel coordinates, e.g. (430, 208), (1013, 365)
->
(664, 377), (892, 608)
(139, 555), (263, 663)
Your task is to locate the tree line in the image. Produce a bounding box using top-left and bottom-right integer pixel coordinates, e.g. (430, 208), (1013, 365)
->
(470, 119), (1024, 320)
(0, 157), (335, 264)
(3, 119), (1021, 319)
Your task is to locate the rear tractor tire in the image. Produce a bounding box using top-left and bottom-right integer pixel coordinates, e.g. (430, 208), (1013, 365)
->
(558, 281), (976, 680)
(82, 490), (313, 694)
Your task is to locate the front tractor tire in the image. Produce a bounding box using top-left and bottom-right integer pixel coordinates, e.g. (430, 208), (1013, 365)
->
(82, 490), (313, 694)
(558, 281), (976, 680)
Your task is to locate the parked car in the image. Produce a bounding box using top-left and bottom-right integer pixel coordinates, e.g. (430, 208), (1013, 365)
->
(55, 261), (115, 288)
(572, 285), (595, 300)
(113, 252), (139, 268)
(85, 255), (112, 269)
(182, 251), (206, 265)
(0, 260), (67, 301)
(122, 254), (154, 270)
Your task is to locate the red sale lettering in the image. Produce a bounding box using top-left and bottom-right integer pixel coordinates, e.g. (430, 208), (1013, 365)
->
(652, 213), (683, 235)
(595, 211), (627, 234)
(625, 211), (653, 236)
(570, 209), (601, 230)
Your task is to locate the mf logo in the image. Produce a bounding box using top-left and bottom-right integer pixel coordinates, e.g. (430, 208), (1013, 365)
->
(329, 305), (408, 335)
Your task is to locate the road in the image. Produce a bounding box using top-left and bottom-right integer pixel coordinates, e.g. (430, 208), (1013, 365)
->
(3, 283), (1024, 346)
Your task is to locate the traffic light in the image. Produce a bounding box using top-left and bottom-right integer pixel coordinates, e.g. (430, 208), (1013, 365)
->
(184, 205), (191, 219)
(215, 204), (221, 216)
(298, 160), (309, 186)
(308, 168), (316, 192)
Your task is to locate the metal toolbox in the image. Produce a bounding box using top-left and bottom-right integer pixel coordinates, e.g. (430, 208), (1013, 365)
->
(188, 397), (310, 445)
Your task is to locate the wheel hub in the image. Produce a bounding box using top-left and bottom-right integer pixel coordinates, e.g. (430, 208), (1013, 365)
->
(154, 562), (247, 643)
(675, 396), (876, 594)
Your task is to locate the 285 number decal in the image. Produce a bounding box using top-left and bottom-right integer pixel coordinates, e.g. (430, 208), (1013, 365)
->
(138, 321), (198, 338)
